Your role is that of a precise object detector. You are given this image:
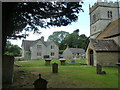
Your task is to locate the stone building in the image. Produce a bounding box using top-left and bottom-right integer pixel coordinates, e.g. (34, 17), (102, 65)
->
(86, 1), (120, 66)
(21, 36), (59, 60)
(63, 46), (85, 59)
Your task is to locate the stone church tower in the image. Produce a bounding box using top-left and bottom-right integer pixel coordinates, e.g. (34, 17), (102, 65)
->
(89, 0), (119, 39)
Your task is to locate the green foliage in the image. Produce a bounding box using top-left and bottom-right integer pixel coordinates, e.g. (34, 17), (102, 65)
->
(15, 57), (26, 61)
(5, 41), (21, 56)
(3, 2), (83, 39)
(44, 55), (50, 59)
(48, 31), (69, 45)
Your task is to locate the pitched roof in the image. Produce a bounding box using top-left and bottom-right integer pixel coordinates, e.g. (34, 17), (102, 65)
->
(97, 18), (120, 39)
(69, 48), (85, 54)
(21, 40), (35, 51)
(91, 39), (120, 51)
(22, 38), (57, 51)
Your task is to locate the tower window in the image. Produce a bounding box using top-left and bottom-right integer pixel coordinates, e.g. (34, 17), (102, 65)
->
(108, 11), (112, 19)
(93, 14), (96, 22)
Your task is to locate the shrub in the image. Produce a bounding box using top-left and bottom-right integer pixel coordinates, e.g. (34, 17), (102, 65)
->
(44, 55), (50, 59)
(15, 57), (26, 61)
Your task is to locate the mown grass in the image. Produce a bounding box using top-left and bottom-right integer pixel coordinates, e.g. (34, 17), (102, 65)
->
(14, 59), (118, 88)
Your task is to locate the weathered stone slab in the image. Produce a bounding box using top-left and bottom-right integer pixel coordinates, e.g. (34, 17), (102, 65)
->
(96, 64), (106, 74)
(2, 55), (14, 84)
(52, 63), (58, 73)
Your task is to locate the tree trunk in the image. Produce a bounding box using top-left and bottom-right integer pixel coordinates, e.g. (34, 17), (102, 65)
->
(2, 34), (7, 56)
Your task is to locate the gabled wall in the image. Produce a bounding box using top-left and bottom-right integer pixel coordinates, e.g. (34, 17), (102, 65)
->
(63, 48), (73, 59)
(30, 40), (46, 60)
(46, 41), (59, 59)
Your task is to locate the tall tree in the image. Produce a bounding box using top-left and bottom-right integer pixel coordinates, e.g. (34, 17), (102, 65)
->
(5, 41), (21, 56)
(65, 32), (79, 48)
(2, 1), (83, 54)
(47, 31), (69, 45)
(78, 34), (88, 49)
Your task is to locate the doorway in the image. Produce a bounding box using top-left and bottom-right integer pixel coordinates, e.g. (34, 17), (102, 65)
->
(90, 50), (94, 66)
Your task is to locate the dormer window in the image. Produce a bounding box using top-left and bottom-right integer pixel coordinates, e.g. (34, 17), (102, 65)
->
(108, 11), (112, 19)
(37, 45), (42, 49)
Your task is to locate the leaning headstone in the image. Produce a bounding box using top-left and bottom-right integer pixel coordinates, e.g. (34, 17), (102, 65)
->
(33, 74), (48, 90)
(2, 55), (14, 84)
(52, 63), (58, 73)
(96, 64), (102, 74)
(96, 64), (106, 74)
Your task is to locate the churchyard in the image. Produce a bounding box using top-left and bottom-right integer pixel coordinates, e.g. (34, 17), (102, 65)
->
(3, 59), (118, 88)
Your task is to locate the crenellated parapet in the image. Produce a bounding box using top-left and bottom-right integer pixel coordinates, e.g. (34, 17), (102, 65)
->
(89, 1), (119, 14)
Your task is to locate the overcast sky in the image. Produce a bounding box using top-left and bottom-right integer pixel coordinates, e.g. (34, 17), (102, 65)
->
(9, 0), (118, 47)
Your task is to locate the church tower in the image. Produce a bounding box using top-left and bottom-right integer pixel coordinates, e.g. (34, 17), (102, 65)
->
(89, 0), (119, 39)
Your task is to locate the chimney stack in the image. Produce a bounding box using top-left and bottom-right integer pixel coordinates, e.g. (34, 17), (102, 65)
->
(41, 36), (44, 41)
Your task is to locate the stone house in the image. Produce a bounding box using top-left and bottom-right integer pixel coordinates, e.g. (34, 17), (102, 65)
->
(86, 1), (120, 66)
(63, 46), (85, 59)
(21, 36), (59, 60)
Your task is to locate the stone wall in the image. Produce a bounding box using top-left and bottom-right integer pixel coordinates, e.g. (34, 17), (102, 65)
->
(2, 55), (14, 84)
(96, 52), (119, 66)
(63, 48), (73, 59)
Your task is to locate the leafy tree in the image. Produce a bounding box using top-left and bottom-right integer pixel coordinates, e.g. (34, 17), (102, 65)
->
(2, 1), (83, 54)
(78, 34), (88, 49)
(47, 31), (69, 45)
(65, 32), (79, 48)
(5, 41), (21, 56)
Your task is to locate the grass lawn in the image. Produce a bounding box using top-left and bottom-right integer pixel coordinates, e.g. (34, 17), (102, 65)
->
(11, 59), (118, 88)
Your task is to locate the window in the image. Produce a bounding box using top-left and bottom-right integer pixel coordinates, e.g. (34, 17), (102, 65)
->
(51, 52), (55, 56)
(108, 11), (112, 19)
(51, 45), (54, 49)
(37, 45), (42, 49)
(37, 52), (41, 56)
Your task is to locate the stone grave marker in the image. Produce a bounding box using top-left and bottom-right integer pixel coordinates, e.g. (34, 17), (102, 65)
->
(96, 64), (106, 74)
(33, 74), (48, 90)
(52, 63), (58, 73)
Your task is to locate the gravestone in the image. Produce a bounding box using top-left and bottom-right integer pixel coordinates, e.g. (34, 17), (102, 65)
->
(33, 74), (48, 90)
(52, 63), (58, 73)
(96, 64), (106, 74)
(96, 64), (102, 74)
(2, 55), (14, 84)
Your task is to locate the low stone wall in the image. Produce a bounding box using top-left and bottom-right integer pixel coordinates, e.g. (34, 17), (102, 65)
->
(2, 55), (14, 84)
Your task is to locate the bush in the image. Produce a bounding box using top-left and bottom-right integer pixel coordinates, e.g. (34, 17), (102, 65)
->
(15, 57), (26, 61)
(44, 55), (50, 59)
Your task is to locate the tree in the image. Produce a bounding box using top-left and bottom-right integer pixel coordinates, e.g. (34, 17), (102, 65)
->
(5, 41), (21, 56)
(65, 32), (79, 48)
(78, 34), (88, 49)
(2, 1), (83, 54)
(47, 31), (69, 45)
